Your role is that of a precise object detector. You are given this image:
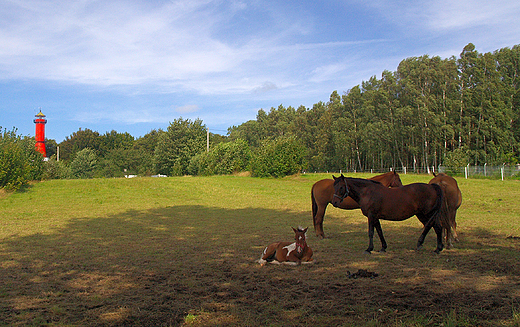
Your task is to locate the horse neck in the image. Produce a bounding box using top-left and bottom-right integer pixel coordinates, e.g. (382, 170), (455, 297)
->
(373, 172), (400, 187)
(345, 178), (372, 203)
(294, 235), (307, 254)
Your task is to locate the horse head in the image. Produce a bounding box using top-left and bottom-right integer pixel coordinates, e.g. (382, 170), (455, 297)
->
(331, 174), (349, 207)
(292, 227), (308, 255)
(390, 171), (403, 188)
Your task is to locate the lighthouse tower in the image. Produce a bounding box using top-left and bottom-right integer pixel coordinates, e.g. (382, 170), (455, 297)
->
(33, 110), (47, 158)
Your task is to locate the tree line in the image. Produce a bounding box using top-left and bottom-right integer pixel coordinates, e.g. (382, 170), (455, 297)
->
(229, 43), (519, 172)
(2, 43), (519, 190)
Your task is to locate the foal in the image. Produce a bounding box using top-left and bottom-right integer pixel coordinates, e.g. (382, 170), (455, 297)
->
(258, 227), (314, 266)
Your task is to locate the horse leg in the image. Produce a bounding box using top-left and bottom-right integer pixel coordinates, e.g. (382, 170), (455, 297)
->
(444, 224), (453, 249)
(417, 214), (444, 253)
(373, 219), (387, 252)
(433, 222), (444, 254)
(365, 218), (376, 254)
(300, 247), (314, 263)
(416, 214), (434, 251)
(451, 211), (459, 242)
(258, 244), (278, 266)
(285, 252), (302, 265)
(313, 205), (327, 239)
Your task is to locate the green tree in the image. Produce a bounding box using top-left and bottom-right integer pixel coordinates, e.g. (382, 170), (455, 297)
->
(0, 128), (44, 190)
(58, 128), (101, 162)
(154, 118), (206, 176)
(98, 130), (134, 156)
(69, 148), (97, 179)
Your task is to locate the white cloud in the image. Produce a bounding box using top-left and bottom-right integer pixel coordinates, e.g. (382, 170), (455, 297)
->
(175, 105), (200, 114)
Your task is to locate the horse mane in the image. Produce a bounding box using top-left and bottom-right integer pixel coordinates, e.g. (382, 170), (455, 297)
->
(350, 177), (382, 186)
(334, 175), (383, 186)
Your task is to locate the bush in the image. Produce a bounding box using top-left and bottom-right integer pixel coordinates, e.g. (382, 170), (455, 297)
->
(42, 156), (69, 179)
(69, 148), (97, 179)
(250, 137), (307, 178)
(0, 128), (44, 190)
(188, 139), (253, 176)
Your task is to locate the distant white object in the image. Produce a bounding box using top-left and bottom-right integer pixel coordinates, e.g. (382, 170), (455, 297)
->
(125, 175), (137, 178)
(151, 174), (167, 177)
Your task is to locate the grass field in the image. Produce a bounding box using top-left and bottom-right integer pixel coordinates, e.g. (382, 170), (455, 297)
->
(1, 173), (519, 326)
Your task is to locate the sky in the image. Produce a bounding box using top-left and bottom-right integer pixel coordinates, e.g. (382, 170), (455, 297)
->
(1, 0), (519, 143)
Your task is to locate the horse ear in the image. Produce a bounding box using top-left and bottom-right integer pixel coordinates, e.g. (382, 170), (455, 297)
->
(303, 227), (308, 233)
(292, 227), (297, 233)
(433, 172), (438, 177)
(332, 175), (337, 180)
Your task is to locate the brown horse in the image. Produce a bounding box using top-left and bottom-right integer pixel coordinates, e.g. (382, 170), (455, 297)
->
(258, 227), (314, 266)
(429, 172), (462, 248)
(332, 175), (449, 254)
(311, 171), (402, 238)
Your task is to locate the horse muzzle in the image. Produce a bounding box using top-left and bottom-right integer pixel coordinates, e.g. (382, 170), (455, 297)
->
(332, 192), (348, 207)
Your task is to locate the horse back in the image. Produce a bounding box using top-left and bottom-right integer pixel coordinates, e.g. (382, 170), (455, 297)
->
(429, 174), (462, 210)
(362, 183), (440, 221)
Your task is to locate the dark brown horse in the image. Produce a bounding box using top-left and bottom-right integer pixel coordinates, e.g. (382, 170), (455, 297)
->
(258, 227), (314, 266)
(429, 172), (462, 248)
(311, 171), (402, 238)
(332, 175), (449, 254)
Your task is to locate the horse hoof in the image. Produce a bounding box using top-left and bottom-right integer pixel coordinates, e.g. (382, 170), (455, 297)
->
(364, 250), (372, 255)
(379, 249), (386, 253)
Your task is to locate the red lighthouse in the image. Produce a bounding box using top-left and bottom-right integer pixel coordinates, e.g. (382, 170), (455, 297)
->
(34, 110), (47, 158)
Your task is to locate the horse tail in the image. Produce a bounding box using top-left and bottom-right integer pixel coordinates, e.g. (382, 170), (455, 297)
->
(311, 185), (318, 222)
(430, 184), (450, 231)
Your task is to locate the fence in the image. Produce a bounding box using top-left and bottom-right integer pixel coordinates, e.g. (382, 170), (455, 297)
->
(316, 165), (520, 180)
(437, 165), (520, 180)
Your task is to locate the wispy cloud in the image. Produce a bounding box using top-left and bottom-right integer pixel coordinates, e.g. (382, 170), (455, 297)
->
(2, 0), (519, 141)
(175, 105), (200, 114)
(0, 0), (391, 97)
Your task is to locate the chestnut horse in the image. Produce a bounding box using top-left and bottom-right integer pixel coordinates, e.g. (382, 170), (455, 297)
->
(429, 172), (462, 248)
(258, 227), (313, 266)
(311, 171), (402, 238)
(332, 175), (449, 254)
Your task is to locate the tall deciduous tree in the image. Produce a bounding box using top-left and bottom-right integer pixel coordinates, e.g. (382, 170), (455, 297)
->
(154, 118), (206, 176)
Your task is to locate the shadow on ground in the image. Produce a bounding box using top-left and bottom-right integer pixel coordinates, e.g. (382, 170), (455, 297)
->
(1, 205), (519, 326)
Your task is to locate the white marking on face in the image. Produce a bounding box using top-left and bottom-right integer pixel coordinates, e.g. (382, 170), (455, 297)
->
(283, 242), (297, 258)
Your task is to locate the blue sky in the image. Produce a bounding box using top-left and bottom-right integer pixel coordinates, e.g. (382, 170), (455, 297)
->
(1, 0), (519, 142)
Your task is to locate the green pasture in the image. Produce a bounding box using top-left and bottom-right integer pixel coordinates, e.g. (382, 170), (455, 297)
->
(1, 173), (519, 326)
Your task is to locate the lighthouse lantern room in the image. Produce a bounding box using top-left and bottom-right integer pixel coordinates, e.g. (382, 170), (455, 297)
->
(34, 110), (47, 158)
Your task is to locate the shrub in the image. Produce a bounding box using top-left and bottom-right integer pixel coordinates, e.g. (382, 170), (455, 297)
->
(250, 137), (307, 178)
(42, 156), (69, 179)
(69, 148), (97, 179)
(0, 128), (44, 190)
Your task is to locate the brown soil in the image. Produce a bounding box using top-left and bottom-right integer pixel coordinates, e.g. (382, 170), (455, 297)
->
(1, 212), (519, 326)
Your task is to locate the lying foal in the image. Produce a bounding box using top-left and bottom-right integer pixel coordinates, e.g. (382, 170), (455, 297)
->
(258, 227), (314, 266)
